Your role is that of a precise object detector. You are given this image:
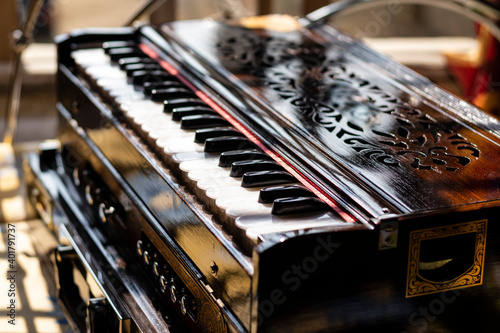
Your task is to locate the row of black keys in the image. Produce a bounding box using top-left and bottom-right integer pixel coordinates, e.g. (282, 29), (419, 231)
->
(103, 41), (329, 216)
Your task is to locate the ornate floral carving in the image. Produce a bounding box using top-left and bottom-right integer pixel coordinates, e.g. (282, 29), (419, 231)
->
(216, 31), (480, 172)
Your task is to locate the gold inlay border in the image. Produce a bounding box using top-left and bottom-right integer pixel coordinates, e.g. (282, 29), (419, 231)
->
(406, 219), (487, 298)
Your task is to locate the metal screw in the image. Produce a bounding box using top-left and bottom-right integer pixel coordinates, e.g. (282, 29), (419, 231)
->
(71, 101), (79, 114)
(31, 187), (40, 198)
(210, 261), (218, 277)
(385, 235), (395, 246)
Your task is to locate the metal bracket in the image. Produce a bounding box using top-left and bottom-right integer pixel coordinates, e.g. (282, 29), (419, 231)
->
(378, 219), (399, 250)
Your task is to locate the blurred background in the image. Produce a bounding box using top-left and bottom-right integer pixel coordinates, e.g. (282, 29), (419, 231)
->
(1, 0), (499, 143)
(1, 0), (500, 145)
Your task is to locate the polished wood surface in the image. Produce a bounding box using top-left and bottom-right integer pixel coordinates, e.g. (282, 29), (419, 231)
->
(158, 20), (500, 221)
(37, 18), (500, 332)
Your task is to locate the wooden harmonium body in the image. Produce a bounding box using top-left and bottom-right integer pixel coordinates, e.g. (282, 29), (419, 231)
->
(26, 16), (500, 333)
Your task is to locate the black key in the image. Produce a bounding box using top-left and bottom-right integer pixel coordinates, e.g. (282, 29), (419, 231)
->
(150, 87), (196, 102)
(204, 136), (256, 153)
(258, 185), (315, 203)
(144, 80), (179, 90)
(194, 127), (243, 143)
(241, 170), (296, 188)
(144, 81), (184, 96)
(118, 57), (155, 69)
(218, 150), (270, 167)
(172, 106), (217, 121)
(180, 114), (230, 130)
(107, 47), (143, 61)
(163, 98), (207, 113)
(130, 70), (172, 86)
(103, 41), (135, 52)
(125, 63), (162, 76)
(230, 160), (284, 177)
(272, 197), (329, 215)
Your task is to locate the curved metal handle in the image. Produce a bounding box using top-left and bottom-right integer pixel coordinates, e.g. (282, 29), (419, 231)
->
(3, 0), (46, 144)
(124, 0), (167, 26)
(304, 0), (500, 41)
(54, 243), (132, 333)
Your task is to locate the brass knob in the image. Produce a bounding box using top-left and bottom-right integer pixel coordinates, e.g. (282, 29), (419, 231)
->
(72, 168), (80, 186)
(136, 240), (143, 256)
(170, 284), (177, 303)
(180, 295), (189, 315)
(143, 250), (150, 266)
(153, 261), (160, 277)
(98, 203), (115, 224)
(160, 275), (167, 293)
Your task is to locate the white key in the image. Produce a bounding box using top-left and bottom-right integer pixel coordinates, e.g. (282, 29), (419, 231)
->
(172, 152), (216, 164)
(109, 87), (144, 100)
(135, 113), (174, 127)
(120, 100), (164, 113)
(96, 78), (131, 90)
(131, 112), (172, 128)
(216, 191), (261, 210)
(179, 158), (220, 173)
(114, 93), (148, 104)
(158, 137), (203, 155)
(121, 105), (164, 121)
(224, 203), (273, 220)
(237, 212), (348, 241)
(187, 168), (230, 182)
(147, 127), (195, 140)
(197, 176), (242, 191)
(73, 49), (109, 66)
(87, 66), (126, 80)
(206, 185), (260, 201)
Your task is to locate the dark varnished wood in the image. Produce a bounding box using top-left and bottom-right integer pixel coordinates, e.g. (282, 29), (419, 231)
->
(55, 66), (252, 331)
(47, 21), (500, 332)
(254, 210), (500, 332)
(152, 20), (500, 222)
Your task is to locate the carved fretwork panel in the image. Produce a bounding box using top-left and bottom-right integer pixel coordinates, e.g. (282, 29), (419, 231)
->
(215, 30), (480, 173)
(165, 19), (500, 214)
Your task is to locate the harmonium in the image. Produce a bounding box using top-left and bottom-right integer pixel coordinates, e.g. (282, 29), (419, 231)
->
(25, 10), (500, 333)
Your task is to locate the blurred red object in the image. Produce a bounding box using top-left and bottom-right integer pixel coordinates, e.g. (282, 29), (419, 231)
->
(445, 2), (500, 115)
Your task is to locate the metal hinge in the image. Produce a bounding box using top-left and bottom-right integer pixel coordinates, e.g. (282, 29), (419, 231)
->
(201, 280), (225, 309)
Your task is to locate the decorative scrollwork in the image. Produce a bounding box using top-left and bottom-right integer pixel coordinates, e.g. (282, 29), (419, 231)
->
(406, 220), (487, 298)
